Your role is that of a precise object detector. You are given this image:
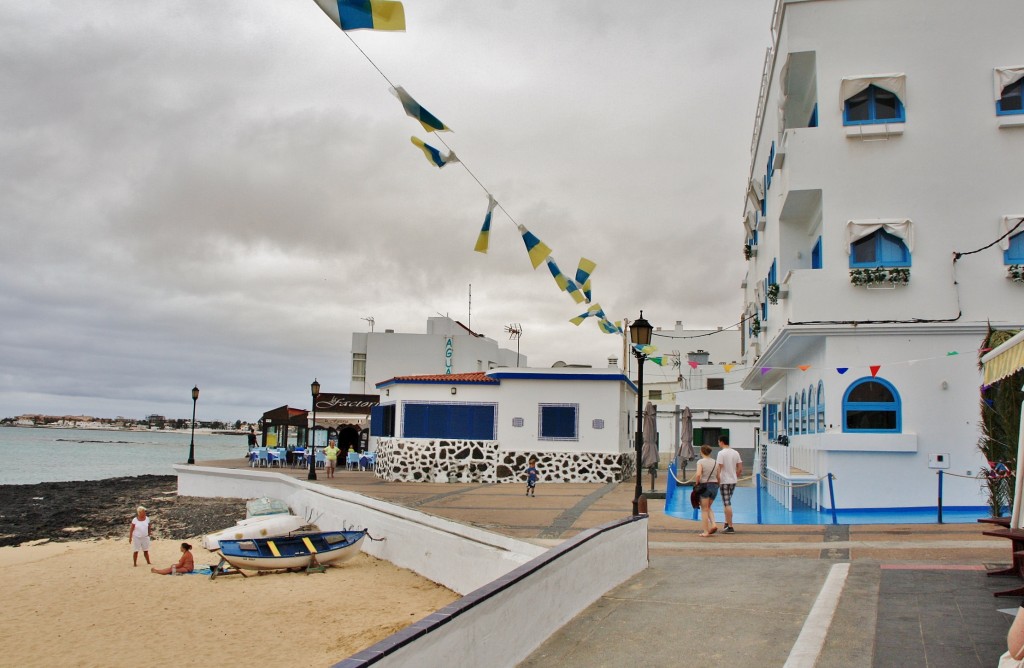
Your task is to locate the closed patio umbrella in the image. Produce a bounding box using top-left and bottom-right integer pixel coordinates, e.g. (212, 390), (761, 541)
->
(677, 406), (695, 481)
(641, 402), (659, 490)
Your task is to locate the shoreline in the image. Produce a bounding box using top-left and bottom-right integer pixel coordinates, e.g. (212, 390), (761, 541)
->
(1, 424), (245, 435)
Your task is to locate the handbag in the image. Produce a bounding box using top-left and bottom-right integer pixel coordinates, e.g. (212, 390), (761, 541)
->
(690, 462), (710, 509)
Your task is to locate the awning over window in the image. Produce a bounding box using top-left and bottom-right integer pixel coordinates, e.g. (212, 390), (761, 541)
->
(994, 67), (1024, 101)
(845, 219), (913, 254)
(999, 215), (1024, 251)
(751, 177), (765, 201)
(982, 330), (1024, 385)
(758, 379), (787, 404)
(839, 73), (906, 111)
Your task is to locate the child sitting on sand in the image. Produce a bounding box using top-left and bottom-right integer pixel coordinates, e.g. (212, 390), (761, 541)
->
(151, 542), (194, 575)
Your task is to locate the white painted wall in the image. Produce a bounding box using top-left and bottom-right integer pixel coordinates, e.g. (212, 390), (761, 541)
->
(175, 466), (545, 594)
(738, 0), (1024, 509)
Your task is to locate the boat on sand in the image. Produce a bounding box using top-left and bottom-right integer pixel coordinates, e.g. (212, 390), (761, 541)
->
(201, 513), (308, 551)
(216, 530), (366, 574)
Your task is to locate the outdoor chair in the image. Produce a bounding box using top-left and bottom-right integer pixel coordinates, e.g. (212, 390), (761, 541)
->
(346, 452), (360, 470)
(315, 451), (326, 469)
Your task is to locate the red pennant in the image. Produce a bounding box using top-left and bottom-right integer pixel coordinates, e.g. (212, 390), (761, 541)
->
(688, 361), (698, 369)
(869, 365), (881, 377)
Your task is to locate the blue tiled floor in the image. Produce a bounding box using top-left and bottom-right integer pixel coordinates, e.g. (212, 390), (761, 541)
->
(663, 478), (990, 525)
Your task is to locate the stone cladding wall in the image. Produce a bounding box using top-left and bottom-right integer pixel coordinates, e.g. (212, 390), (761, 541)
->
(374, 438), (634, 484)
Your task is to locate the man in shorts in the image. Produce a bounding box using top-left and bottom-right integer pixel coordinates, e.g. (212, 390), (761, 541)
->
(715, 435), (743, 533)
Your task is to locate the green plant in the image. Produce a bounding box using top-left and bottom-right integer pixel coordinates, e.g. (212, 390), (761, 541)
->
(1008, 265), (1024, 283)
(977, 328), (1023, 516)
(849, 267), (910, 286)
(750, 316), (761, 337)
(767, 282), (780, 305)
(743, 243), (753, 260)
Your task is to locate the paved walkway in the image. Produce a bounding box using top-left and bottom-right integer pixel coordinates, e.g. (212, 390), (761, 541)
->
(201, 459), (1018, 666)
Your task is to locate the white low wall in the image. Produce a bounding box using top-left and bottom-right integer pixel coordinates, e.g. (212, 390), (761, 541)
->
(337, 515), (649, 668)
(174, 465), (546, 594)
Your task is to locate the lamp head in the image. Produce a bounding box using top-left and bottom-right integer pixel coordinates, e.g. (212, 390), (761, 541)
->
(629, 311), (653, 346)
(191, 386), (199, 401)
(311, 378), (321, 397)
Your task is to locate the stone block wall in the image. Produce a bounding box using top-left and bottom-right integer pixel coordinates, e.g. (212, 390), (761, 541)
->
(374, 438), (634, 484)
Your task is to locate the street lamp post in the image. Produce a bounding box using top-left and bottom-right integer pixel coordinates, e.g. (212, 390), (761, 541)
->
(629, 312), (653, 516)
(308, 378), (320, 481)
(187, 385), (199, 465)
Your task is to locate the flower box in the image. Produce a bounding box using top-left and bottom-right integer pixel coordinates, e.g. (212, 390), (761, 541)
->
(849, 267), (910, 287)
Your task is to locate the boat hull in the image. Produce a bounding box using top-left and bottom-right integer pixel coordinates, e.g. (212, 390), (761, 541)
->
(202, 513), (306, 551)
(218, 530), (366, 572)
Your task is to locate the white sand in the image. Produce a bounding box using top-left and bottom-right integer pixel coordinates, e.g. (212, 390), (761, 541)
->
(0, 538), (458, 667)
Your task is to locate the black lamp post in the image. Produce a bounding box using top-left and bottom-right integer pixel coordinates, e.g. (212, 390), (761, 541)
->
(308, 378), (320, 481)
(187, 385), (199, 465)
(629, 312), (653, 516)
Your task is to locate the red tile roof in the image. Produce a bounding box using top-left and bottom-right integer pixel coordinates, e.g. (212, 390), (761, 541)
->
(386, 372), (499, 384)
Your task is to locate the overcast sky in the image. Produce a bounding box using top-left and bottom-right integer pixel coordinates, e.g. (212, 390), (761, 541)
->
(0, 1), (775, 422)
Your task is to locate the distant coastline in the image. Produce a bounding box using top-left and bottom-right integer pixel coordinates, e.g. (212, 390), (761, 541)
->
(0, 424), (246, 436)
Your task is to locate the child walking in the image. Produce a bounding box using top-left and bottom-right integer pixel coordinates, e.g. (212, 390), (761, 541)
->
(525, 458), (539, 497)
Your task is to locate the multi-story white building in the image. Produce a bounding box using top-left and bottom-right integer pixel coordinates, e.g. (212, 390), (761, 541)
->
(739, 0), (1024, 510)
(350, 317), (525, 394)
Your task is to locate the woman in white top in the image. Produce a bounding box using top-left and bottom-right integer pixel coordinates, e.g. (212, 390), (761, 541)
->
(128, 506), (152, 566)
(694, 444), (720, 537)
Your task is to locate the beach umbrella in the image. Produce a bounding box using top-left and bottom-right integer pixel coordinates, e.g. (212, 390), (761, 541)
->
(641, 402), (659, 468)
(676, 407), (695, 481)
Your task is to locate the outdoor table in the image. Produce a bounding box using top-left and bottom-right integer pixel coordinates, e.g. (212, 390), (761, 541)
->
(292, 449), (306, 467)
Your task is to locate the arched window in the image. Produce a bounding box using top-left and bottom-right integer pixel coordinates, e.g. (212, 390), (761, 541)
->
(842, 377), (901, 433)
(850, 230), (910, 267)
(998, 79), (1023, 116)
(844, 84), (905, 125)
(787, 396), (793, 434)
(807, 385), (816, 433)
(816, 381), (825, 432)
(800, 390), (807, 434)
(1006, 231), (1024, 265)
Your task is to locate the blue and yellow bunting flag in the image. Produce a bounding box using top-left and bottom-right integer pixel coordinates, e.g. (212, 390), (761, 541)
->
(313, 0), (406, 31)
(570, 304), (605, 326)
(517, 224), (552, 269)
(598, 317), (622, 335)
(633, 343), (656, 356)
(546, 257), (570, 291)
(410, 136), (458, 168)
(394, 86), (450, 133)
(574, 258), (596, 302)
(474, 196), (497, 253)
(564, 278), (586, 303)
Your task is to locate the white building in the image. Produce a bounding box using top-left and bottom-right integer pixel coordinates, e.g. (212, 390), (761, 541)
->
(636, 323), (760, 463)
(350, 316), (525, 395)
(739, 0), (1024, 510)
(369, 366), (635, 483)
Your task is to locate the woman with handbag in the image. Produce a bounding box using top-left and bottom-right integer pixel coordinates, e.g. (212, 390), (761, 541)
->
(694, 444), (720, 537)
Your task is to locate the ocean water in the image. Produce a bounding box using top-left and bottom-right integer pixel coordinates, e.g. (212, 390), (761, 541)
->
(0, 427), (248, 485)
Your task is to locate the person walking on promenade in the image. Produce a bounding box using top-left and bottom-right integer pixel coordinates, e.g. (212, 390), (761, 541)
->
(695, 445), (720, 537)
(151, 542), (194, 575)
(128, 505), (152, 566)
(324, 442), (340, 478)
(525, 458), (539, 497)
(715, 435), (743, 534)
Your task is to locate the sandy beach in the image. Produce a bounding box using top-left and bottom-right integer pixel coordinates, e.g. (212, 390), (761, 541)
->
(0, 538), (458, 667)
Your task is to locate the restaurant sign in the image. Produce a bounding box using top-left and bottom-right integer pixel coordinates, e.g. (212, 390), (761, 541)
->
(314, 393), (380, 414)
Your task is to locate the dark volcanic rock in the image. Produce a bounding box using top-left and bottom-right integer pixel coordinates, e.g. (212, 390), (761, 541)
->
(0, 475), (247, 547)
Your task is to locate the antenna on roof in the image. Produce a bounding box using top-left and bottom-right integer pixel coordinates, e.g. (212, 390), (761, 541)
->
(361, 316), (375, 333)
(505, 323), (523, 367)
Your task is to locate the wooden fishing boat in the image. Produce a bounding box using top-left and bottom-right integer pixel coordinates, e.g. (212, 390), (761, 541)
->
(216, 530), (366, 574)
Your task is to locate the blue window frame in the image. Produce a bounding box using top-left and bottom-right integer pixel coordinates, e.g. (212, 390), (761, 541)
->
(816, 381), (825, 432)
(370, 403), (396, 437)
(788, 396), (795, 434)
(766, 141), (776, 188)
(768, 259), (777, 286)
(842, 377), (901, 433)
(808, 103), (818, 128)
(539, 403), (578, 441)
(850, 230), (910, 267)
(1005, 232), (1024, 264)
(800, 390), (807, 434)
(844, 85), (904, 125)
(807, 385), (815, 433)
(761, 177), (767, 216)
(998, 79), (1024, 116)
(811, 236), (823, 269)
(402, 402), (497, 440)
(767, 405), (778, 441)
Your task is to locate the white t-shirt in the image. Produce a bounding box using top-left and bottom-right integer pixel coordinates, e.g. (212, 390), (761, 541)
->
(716, 448), (742, 485)
(131, 516), (150, 539)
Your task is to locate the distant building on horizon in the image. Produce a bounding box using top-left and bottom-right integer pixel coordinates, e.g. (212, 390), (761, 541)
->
(350, 316), (526, 395)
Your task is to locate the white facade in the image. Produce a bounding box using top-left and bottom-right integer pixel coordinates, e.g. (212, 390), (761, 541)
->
(370, 366), (636, 483)
(740, 0), (1024, 509)
(350, 316), (525, 394)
